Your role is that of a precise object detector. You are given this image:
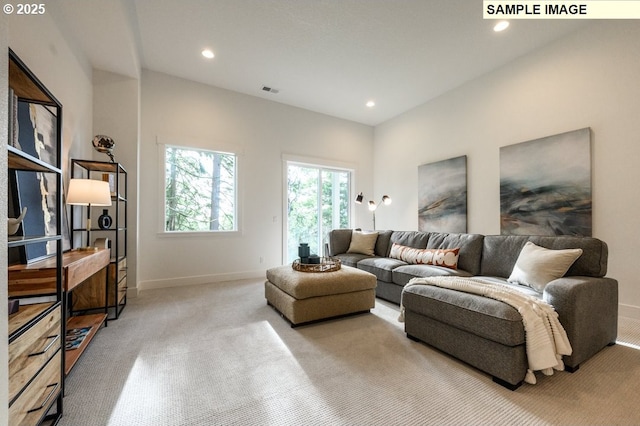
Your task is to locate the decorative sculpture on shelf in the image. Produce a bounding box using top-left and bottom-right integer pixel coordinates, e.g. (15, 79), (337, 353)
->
(92, 135), (116, 162)
(7, 207), (27, 236)
(98, 209), (113, 229)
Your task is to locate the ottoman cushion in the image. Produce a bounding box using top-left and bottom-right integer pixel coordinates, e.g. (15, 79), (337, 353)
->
(266, 265), (377, 299)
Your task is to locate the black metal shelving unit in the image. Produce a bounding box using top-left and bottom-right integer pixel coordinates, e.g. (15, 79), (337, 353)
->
(69, 159), (128, 320)
(7, 48), (64, 426)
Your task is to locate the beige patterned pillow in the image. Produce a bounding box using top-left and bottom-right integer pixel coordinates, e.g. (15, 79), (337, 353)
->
(389, 243), (460, 269)
(347, 231), (379, 256)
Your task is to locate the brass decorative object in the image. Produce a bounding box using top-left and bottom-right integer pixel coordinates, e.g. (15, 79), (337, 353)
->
(92, 135), (116, 162)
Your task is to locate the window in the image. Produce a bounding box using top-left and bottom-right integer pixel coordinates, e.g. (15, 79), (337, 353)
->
(286, 162), (351, 262)
(164, 145), (237, 232)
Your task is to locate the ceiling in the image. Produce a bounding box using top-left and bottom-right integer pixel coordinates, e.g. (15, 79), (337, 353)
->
(50, 1), (588, 126)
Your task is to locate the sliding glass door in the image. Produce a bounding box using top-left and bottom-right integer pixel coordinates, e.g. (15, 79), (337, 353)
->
(286, 162), (351, 263)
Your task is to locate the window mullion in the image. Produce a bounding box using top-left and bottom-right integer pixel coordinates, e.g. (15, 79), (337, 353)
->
(317, 169), (323, 255)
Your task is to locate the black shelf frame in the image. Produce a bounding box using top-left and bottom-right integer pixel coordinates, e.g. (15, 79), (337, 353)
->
(7, 48), (64, 426)
(70, 159), (128, 320)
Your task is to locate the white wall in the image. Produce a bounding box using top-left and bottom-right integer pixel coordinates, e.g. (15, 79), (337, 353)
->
(138, 70), (373, 289)
(374, 21), (640, 319)
(8, 14), (94, 173)
(93, 70), (140, 294)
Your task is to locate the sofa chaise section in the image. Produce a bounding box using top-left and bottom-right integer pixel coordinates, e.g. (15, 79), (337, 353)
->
(477, 235), (618, 372)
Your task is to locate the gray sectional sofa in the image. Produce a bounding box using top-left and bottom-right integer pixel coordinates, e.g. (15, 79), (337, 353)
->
(327, 229), (618, 389)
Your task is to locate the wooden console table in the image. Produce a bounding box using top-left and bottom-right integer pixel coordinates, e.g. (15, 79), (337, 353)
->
(9, 249), (111, 375)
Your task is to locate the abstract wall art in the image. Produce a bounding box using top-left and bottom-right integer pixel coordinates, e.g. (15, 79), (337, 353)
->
(16, 100), (58, 166)
(418, 155), (467, 233)
(500, 128), (592, 236)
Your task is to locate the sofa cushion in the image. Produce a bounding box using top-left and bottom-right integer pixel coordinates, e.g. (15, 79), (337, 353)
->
(333, 253), (371, 268)
(528, 236), (607, 277)
(389, 243), (460, 269)
(347, 231), (378, 256)
(402, 283), (525, 347)
(507, 242), (583, 292)
(328, 229), (394, 257)
(357, 257), (406, 282)
(427, 232), (484, 276)
(393, 264), (473, 286)
(390, 231), (430, 249)
(476, 275), (542, 297)
(373, 230), (394, 257)
(481, 235), (607, 278)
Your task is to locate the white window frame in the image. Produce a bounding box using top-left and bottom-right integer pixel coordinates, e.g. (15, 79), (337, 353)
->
(158, 136), (242, 236)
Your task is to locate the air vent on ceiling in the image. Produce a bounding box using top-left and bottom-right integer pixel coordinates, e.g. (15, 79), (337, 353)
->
(262, 86), (280, 94)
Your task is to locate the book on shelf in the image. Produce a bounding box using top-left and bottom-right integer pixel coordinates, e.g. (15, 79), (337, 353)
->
(102, 173), (116, 196)
(65, 326), (92, 351)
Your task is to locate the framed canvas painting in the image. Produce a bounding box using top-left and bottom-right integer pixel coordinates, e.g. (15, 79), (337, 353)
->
(10, 170), (64, 263)
(500, 128), (592, 236)
(418, 155), (467, 233)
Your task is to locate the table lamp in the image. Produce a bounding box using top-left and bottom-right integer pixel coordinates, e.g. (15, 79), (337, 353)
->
(67, 179), (112, 247)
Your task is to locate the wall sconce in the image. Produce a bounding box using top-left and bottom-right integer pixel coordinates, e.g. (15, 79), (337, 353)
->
(355, 193), (392, 230)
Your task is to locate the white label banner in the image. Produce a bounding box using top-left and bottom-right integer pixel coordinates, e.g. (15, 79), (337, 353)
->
(484, 1), (640, 19)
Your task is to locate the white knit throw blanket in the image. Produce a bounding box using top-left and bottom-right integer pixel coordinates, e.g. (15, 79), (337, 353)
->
(398, 276), (572, 385)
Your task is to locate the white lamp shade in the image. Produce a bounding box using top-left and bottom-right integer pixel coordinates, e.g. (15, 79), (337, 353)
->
(66, 179), (112, 206)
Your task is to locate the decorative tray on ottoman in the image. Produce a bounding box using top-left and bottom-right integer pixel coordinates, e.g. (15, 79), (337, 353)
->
(292, 257), (341, 273)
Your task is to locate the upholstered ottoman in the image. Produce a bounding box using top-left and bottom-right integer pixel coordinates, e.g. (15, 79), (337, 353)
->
(265, 265), (377, 327)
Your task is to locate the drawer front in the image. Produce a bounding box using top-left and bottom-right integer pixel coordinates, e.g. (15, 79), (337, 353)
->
(118, 276), (127, 305)
(9, 306), (62, 402)
(110, 258), (127, 282)
(8, 269), (57, 298)
(118, 275), (127, 291)
(9, 351), (62, 426)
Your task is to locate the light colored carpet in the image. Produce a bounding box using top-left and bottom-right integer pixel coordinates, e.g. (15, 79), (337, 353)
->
(59, 278), (640, 425)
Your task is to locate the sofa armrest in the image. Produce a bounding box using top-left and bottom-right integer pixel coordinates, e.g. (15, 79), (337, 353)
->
(544, 276), (618, 368)
(328, 229), (353, 256)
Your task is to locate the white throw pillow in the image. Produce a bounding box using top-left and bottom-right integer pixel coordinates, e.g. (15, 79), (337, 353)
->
(347, 231), (378, 256)
(389, 243), (460, 270)
(508, 241), (583, 292)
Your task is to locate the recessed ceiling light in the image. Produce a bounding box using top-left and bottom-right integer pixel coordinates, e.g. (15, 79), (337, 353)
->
(494, 21), (509, 32)
(366, 100), (376, 108)
(201, 49), (215, 59)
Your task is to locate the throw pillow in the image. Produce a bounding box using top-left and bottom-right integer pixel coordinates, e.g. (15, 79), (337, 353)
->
(389, 243), (460, 269)
(508, 241), (583, 292)
(347, 231), (379, 256)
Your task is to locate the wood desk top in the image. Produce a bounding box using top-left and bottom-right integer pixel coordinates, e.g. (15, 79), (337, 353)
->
(8, 249), (111, 294)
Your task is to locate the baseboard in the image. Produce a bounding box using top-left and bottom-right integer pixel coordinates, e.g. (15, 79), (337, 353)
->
(619, 303), (640, 320)
(126, 287), (139, 298)
(138, 270), (266, 291)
